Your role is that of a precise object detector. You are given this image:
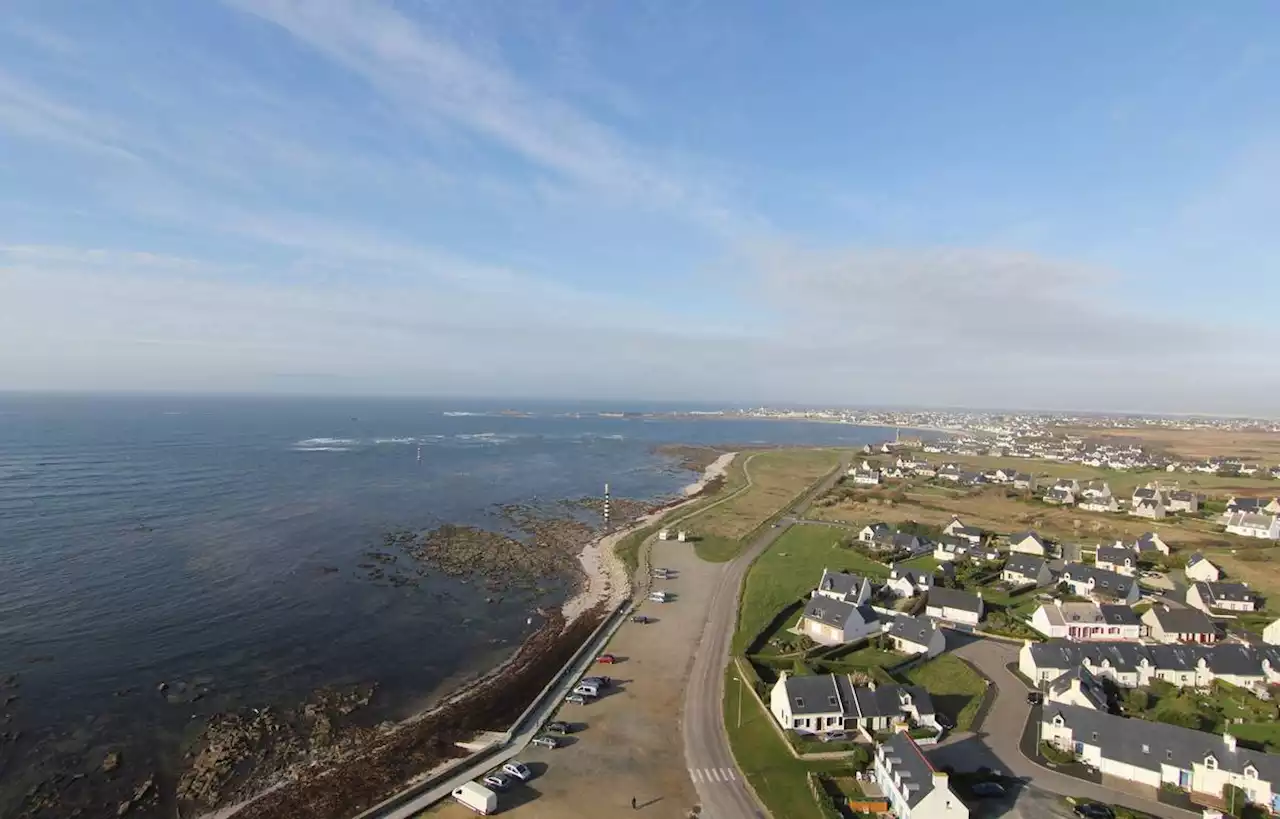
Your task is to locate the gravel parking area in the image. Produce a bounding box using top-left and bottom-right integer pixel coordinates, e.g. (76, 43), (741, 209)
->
(427, 534), (721, 818)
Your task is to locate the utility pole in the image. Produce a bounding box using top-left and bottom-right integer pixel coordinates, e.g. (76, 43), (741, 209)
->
(737, 675), (744, 728)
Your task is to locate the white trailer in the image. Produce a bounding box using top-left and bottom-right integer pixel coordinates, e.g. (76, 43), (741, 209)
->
(452, 781), (498, 815)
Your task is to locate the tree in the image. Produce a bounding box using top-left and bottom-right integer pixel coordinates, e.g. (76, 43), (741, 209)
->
(1222, 783), (1248, 818)
(1155, 709), (1201, 731)
(1125, 688), (1150, 713)
(1057, 581), (1071, 595)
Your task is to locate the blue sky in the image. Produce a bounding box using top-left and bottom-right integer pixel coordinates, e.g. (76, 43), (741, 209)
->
(1, 2), (1278, 413)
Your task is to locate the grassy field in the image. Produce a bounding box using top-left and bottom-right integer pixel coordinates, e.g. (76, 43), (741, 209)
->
(1058, 426), (1280, 462)
(722, 666), (851, 819)
(897, 554), (941, 573)
(904, 655), (988, 731)
(693, 449), (843, 541)
(734, 523), (890, 653)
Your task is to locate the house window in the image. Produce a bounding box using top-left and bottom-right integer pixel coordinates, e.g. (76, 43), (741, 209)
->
(1166, 750), (1173, 760)
(796, 698), (805, 708)
(1091, 732), (1098, 742)
(829, 696), (838, 707)
(1142, 744), (1149, 754)
(1205, 756), (1217, 770)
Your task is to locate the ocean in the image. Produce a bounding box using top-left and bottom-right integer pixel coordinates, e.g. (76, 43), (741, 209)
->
(0, 394), (911, 815)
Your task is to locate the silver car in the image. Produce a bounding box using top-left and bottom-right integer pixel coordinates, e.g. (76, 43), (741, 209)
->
(531, 735), (559, 749)
(502, 761), (533, 781)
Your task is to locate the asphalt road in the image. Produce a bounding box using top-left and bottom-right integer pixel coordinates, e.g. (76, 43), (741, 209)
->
(681, 457), (849, 819)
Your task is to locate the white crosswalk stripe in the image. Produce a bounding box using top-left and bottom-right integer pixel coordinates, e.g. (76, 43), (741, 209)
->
(689, 767), (739, 785)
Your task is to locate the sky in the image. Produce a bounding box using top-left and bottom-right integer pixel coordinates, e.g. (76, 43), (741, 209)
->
(1, 2), (1278, 414)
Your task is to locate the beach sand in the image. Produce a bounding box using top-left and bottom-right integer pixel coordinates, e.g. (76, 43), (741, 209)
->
(560, 451), (736, 625)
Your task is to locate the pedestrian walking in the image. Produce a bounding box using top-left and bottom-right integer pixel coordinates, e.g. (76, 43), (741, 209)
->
(631, 796), (637, 810)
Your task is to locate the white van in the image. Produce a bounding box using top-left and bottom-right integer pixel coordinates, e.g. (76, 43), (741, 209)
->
(648, 590), (671, 603)
(573, 682), (600, 698)
(452, 781), (498, 815)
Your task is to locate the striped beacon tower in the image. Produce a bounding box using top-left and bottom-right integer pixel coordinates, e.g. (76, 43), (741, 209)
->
(603, 483), (611, 531)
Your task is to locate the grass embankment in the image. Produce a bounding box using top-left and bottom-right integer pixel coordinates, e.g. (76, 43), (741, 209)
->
(734, 523), (890, 654)
(691, 449), (843, 562)
(903, 654), (987, 731)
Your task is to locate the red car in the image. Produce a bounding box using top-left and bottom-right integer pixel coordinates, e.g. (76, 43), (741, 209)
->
(596, 653), (617, 664)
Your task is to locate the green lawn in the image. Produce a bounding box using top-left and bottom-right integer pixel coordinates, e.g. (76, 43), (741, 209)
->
(722, 666), (853, 819)
(695, 533), (750, 562)
(904, 655), (988, 731)
(735, 523), (890, 653)
(897, 554), (941, 573)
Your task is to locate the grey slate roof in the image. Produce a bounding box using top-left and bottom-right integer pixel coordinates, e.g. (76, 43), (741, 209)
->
(1045, 703), (1280, 782)
(888, 613), (938, 648)
(1010, 530), (1045, 547)
(927, 587), (983, 614)
(852, 684), (934, 720)
(1004, 553), (1048, 579)
(889, 565), (932, 589)
(1186, 552), (1209, 567)
(1098, 604), (1141, 627)
(1229, 498), (1264, 512)
(1194, 581), (1257, 607)
(1147, 605), (1216, 636)
(1135, 533), (1164, 552)
(818, 569), (864, 599)
(1096, 545), (1136, 566)
(781, 674), (846, 715)
(1063, 564), (1137, 599)
(1049, 666), (1109, 710)
(878, 732), (939, 808)
(802, 596), (860, 629)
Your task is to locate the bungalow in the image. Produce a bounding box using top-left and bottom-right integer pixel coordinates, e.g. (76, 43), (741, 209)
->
(1080, 481), (1113, 502)
(1187, 581), (1259, 614)
(1013, 472), (1038, 491)
(1141, 604), (1218, 644)
(874, 531), (931, 555)
(925, 587), (984, 626)
(887, 613), (946, 658)
(1168, 490), (1200, 514)
(993, 467), (1021, 484)
(885, 565), (934, 599)
(1264, 618), (1280, 646)
(1134, 531), (1171, 556)
(859, 522), (892, 543)
(1002, 553), (1053, 588)
(1095, 545), (1139, 576)
(769, 673), (937, 735)
(1225, 512), (1280, 541)
(1008, 530), (1049, 557)
(936, 464), (963, 483)
(799, 595), (881, 645)
(1044, 486), (1076, 505)
(1030, 601), (1143, 642)
(1185, 553), (1222, 582)
(1045, 666), (1110, 711)
(1131, 498), (1168, 520)
(1079, 495), (1120, 513)
(1041, 704), (1280, 813)
(896, 455), (929, 471)
(815, 568), (873, 606)
(942, 517), (983, 545)
(874, 732), (969, 819)
(1061, 564), (1141, 605)
(851, 468), (882, 486)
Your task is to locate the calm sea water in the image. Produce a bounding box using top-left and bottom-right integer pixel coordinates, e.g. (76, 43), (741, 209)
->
(0, 394), (909, 810)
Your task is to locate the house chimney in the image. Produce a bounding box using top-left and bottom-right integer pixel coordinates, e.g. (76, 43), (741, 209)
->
(1224, 733), (1237, 752)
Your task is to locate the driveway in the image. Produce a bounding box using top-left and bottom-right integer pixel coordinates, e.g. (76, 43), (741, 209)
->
(936, 636), (1197, 819)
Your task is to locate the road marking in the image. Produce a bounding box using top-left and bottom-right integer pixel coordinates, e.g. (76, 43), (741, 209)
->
(690, 767), (740, 785)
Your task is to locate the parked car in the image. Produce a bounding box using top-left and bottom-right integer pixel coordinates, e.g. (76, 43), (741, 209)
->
(596, 653), (617, 664)
(564, 693), (588, 705)
(1073, 804), (1114, 819)
(1026, 691), (1044, 705)
(573, 684), (600, 698)
(531, 735), (559, 749)
(819, 730), (848, 742)
(546, 721), (575, 735)
(936, 714), (954, 730)
(971, 782), (1006, 798)
(502, 761), (533, 782)
(580, 676), (612, 688)
(647, 591), (671, 603)
(630, 615), (651, 624)
(481, 773), (512, 792)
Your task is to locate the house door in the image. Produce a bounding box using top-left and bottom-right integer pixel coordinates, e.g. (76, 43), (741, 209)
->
(1074, 742), (1084, 755)
(1179, 770), (1191, 789)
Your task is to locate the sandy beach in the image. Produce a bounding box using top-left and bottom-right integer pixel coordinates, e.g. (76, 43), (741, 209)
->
(560, 451), (736, 625)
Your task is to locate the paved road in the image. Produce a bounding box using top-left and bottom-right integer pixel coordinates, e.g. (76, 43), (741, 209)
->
(681, 457), (849, 819)
(939, 637), (1197, 819)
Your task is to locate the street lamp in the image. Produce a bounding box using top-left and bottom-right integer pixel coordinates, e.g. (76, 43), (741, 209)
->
(735, 676), (744, 728)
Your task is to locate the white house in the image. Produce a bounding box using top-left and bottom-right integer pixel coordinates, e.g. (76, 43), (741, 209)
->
(1187, 581), (1259, 613)
(1095, 545), (1139, 576)
(1142, 604), (1218, 644)
(1008, 531), (1048, 557)
(1133, 531), (1171, 556)
(887, 613), (946, 658)
(1225, 497), (1280, 518)
(852, 468), (882, 486)
(925, 587), (984, 626)
(1263, 618), (1280, 646)
(1030, 601), (1144, 642)
(885, 565), (933, 598)
(1061, 564), (1141, 605)
(1045, 666), (1110, 710)
(942, 517), (984, 545)
(1002, 553), (1053, 588)
(860, 522), (892, 543)
(1079, 496), (1120, 513)
(874, 732), (969, 819)
(1225, 512), (1280, 541)
(1131, 498), (1168, 520)
(1044, 486), (1076, 505)
(1168, 490), (1200, 514)
(1184, 553), (1222, 582)
(1041, 704), (1280, 813)
(815, 569), (873, 605)
(799, 595), (881, 645)
(769, 673), (938, 736)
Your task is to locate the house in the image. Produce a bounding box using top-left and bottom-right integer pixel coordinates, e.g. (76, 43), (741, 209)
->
(768, 673), (937, 735)
(1225, 512), (1280, 540)
(1053, 478), (1082, 493)
(860, 523), (892, 543)
(851, 468), (882, 486)
(1002, 553), (1053, 588)
(814, 569), (873, 606)
(1045, 666), (1110, 711)
(925, 587), (984, 626)
(1062, 564), (1141, 605)
(1095, 545), (1139, 576)
(1134, 531), (1171, 556)
(1008, 530), (1049, 557)
(887, 614), (946, 658)
(1131, 498), (1168, 520)
(1187, 581), (1258, 614)
(937, 464), (963, 482)
(875, 531), (930, 555)
(1185, 553), (1222, 582)
(1018, 638), (1280, 691)
(1142, 604), (1218, 644)
(1226, 497), (1280, 517)
(942, 516), (968, 537)
(874, 732), (969, 819)
(1041, 704), (1280, 813)
(1081, 481), (1113, 501)
(1079, 495), (1120, 513)
(1168, 490), (1200, 514)
(1263, 618), (1280, 646)
(1044, 486), (1076, 505)
(885, 565), (933, 598)
(942, 517), (983, 545)
(1013, 472), (1037, 491)
(799, 595), (882, 645)
(1030, 601), (1143, 642)
(993, 467), (1020, 484)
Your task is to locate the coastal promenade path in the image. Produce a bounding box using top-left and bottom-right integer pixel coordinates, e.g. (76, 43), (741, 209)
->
(682, 455), (850, 819)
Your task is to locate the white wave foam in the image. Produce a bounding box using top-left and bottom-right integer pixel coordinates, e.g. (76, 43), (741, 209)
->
(373, 437), (416, 445)
(293, 446), (351, 452)
(296, 437), (357, 446)
(443, 411), (482, 416)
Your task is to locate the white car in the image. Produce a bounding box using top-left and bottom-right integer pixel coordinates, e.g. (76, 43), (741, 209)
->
(503, 761), (533, 782)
